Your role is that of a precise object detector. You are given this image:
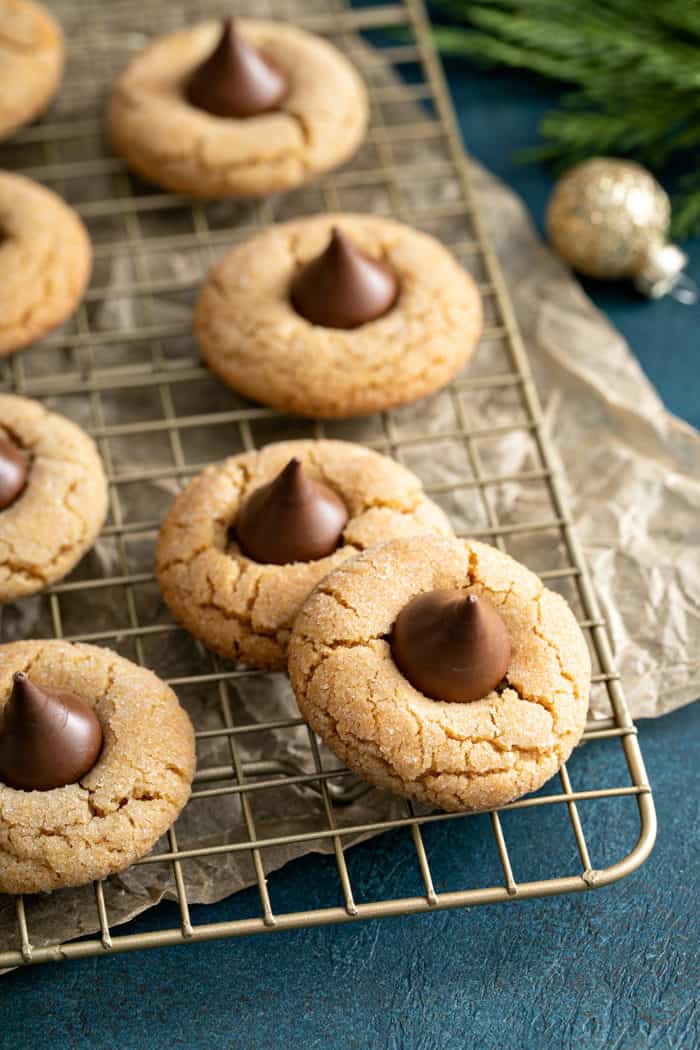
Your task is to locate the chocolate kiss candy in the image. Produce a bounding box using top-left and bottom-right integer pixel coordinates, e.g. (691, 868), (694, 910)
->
(0, 438), (27, 511)
(391, 590), (511, 703)
(186, 17), (289, 119)
(235, 457), (348, 565)
(290, 227), (400, 329)
(0, 672), (103, 791)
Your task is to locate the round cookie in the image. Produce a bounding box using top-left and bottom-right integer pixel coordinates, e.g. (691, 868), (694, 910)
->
(289, 535), (591, 813)
(0, 172), (92, 356)
(107, 19), (368, 198)
(0, 640), (196, 894)
(156, 440), (452, 671)
(195, 213), (483, 419)
(0, 394), (108, 603)
(0, 0), (64, 141)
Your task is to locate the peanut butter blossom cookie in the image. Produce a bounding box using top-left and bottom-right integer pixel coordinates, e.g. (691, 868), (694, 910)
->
(0, 172), (92, 356)
(108, 17), (368, 198)
(156, 440), (452, 671)
(0, 394), (108, 602)
(0, 640), (196, 894)
(195, 214), (483, 418)
(0, 0), (64, 141)
(289, 535), (591, 812)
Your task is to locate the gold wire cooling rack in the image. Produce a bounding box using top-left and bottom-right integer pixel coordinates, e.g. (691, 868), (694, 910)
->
(0, 0), (656, 968)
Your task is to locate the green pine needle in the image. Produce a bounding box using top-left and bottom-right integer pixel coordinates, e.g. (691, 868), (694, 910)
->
(432, 0), (700, 239)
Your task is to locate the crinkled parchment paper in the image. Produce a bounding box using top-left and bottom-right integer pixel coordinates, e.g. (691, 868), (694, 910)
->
(0, 13), (697, 957)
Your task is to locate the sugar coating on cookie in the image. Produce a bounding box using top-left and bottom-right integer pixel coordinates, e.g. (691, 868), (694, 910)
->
(0, 173), (92, 356)
(0, 0), (64, 141)
(0, 640), (196, 894)
(107, 19), (368, 198)
(289, 535), (591, 813)
(156, 440), (452, 671)
(0, 394), (108, 603)
(195, 213), (483, 419)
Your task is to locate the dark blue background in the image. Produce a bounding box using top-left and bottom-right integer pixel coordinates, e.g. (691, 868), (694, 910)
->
(1, 39), (698, 1050)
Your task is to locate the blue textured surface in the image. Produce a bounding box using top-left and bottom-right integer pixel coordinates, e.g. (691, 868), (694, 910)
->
(1, 42), (699, 1050)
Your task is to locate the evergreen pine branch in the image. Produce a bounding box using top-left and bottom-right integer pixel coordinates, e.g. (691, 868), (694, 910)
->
(672, 173), (700, 240)
(432, 0), (700, 237)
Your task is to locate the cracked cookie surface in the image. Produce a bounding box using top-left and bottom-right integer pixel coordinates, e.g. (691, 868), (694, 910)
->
(195, 213), (483, 419)
(156, 440), (452, 671)
(107, 19), (368, 198)
(0, 0), (64, 141)
(0, 172), (92, 355)
(0, 640), (196, 894)
(289, 535), (591, 812)
(0, 394), (108, 602)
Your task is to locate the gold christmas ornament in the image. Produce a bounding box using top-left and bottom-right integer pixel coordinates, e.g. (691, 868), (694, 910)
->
(546, 157), (697, 302)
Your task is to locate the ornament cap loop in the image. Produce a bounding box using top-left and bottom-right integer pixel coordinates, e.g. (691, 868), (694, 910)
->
(669, 272), (699, 306)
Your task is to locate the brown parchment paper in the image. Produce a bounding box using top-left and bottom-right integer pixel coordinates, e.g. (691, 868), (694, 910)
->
(0, 15), (697, 956)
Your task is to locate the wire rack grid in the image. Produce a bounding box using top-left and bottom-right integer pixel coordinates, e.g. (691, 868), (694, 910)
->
(0, 0), (656, 968)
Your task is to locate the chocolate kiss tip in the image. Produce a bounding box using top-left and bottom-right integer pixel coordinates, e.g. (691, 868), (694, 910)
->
(0, 673), (103, 792)
(290, 227), (400, 330)
(391, 589), (511, 704)
(330, 226), (350, 250)
(282, 455), (302, 476)
(235, 457), (348, 566)
(0, 437), (27, 512)
(186, 16), (288, 119)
